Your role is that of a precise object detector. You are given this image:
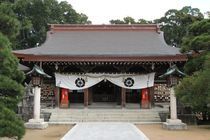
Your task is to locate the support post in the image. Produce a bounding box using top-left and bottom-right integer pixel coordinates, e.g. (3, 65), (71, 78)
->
(25, 86), (48, 129)
(163, 87), (187, 130)
(33, 86), (41, 120)
(54, 87), (60, 107)
(149, 86), (154, 108)
(121, 88), (126, 108)
(60, 88), (69, 108)
(141, 88), (149, 109)
(88, 88), (92, 105)
(170, 88), (177, 120)
(84, 88), (89, 107)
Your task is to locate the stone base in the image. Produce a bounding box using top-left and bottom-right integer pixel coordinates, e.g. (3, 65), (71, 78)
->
(162, 119), (187, 130)
(25, 119), (48, 129)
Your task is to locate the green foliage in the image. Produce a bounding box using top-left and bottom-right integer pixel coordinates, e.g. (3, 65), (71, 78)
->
(184, 53), (206, 75)
(110, 19), (125, 24)
(205, 11), (210, 18)
(175, 16), (210, 114)
(176, 19), (210, 111)
(110, 16), (152, 24)
(13, 0), (91, 49)
(0, 33), (24, 83)
(181, 19), (210, 52)
(0, 75), (24, 109)
(0, 33), (25, 138)
(0, 0), (91, 49)
(156, 6), (204, 47)
(109, 6), (203, 48)
(138, 19), (152, 24)
(0, 2), (20, 42)
(175, 53), (210, 112)
(0, 0), (15, 2)
(0, 104), (25, 140)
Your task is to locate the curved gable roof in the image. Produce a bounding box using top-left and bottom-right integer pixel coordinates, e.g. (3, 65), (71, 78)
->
(14, 24), (186, 62)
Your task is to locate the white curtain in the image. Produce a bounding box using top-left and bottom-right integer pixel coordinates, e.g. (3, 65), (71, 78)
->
(107, 73), (155, 89)
(55, 73), (155, 90)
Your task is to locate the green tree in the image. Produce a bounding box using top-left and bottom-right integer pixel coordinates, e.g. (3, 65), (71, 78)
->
(175, 19), (210, 113)
(110, 16), (152, 24)
(205, 11), (210, 18)
(175, 53), (210, 112)
(155, 6), (204, 47)
(0, 2), (20, 43)
(181, 19), (210, 52)
(138, 18), (153, 24)
(13, 0), (91, 49)
(0, 33), (25, 139)
(0, 105), (25, 140)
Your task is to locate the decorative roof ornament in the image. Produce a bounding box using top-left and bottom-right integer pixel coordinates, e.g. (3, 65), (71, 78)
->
(159, 65), (186, 78)
(26, 65), (51, 78)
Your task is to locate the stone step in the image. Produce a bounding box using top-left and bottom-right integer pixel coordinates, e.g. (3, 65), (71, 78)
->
(49, 112), (160, 115)
(50, 117), (160, 121)
(50, 114), (159, 117)
(44, 108), (168, 123)
(50, 117), (160, 120)
(50, 112), (160, 114)
(50, 115), (160, 118)
(49, 117), (161, 121)
(49, 119), (161, 123)
(51, 115), (158, 118)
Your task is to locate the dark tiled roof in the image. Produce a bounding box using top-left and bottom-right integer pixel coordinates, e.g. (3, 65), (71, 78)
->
(14, 24), (181, 57)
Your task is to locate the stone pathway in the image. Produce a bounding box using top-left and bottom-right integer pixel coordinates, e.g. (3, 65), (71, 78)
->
(61, 123), (149, 140)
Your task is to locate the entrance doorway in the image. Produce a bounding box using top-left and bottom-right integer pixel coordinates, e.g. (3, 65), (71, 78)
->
(91, 81), (121, 107)
(126, 89), (141, 109)
(69, 90), (84, 103)
(126, 89), (141, 103)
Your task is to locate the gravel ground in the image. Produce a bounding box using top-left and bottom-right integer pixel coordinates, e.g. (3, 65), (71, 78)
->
(22, 124), (210, 140)
(136, 124), (210, 140)
(23, 124), (74, 140)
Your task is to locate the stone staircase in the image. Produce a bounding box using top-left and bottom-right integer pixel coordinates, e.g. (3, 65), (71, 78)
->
(43, 108), (168, 124)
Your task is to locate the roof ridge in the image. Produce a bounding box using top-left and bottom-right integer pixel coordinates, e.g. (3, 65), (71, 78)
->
(49, 24), (160, 32)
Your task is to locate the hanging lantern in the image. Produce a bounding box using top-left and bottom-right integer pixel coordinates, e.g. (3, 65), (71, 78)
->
(159, 65), (186, 87)
(26, 65), (51, 87)
(167, 76), (179, 87)
(31, 76), (42, 87)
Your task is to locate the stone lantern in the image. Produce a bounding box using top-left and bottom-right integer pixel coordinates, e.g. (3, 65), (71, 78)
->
(159, 65), (187, 130)
(25, 65), (51, 129)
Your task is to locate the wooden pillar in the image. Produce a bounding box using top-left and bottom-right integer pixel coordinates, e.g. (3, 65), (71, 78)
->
(149, 86), (154, 108)
(121, 88), (126, 108)
(141, 88), (150, 109)
(84, 88), (89, 107)
(88, 88), (92, 105)
(60, 88), (69, 108)
(54, 87), (60, 107)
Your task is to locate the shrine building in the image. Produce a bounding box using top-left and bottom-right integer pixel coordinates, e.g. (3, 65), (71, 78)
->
(14, 24), (187, 110)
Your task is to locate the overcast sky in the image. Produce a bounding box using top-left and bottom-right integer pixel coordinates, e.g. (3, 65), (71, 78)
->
(59, 0), (210, 24)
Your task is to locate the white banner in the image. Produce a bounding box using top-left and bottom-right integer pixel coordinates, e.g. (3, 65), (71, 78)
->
(55, 73), (155, 90)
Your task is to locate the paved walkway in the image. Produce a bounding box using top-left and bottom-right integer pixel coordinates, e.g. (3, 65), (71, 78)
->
(61, 123), (149, 140)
